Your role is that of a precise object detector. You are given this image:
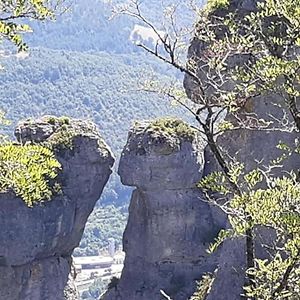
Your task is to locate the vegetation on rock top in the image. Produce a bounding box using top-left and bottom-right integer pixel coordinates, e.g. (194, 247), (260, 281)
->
(46, 124), (77, 153)
(206, 0), (230, 12)
(146, 117), (197, 142)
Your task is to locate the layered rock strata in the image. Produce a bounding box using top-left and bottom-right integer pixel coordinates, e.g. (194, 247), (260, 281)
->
(102, 118), (221, 300)
(0, 116), (114, 300)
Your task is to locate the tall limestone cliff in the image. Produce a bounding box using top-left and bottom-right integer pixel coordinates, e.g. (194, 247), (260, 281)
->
(102, 118), (222, 300)
(0, 116), (114, 300)
(183, 1), (300, 299)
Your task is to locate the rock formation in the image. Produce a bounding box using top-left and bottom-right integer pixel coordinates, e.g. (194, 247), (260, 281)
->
(104, 1), (299, 299)
(183, 1), (300, 299)
(0, 116), (114, 300)
(102, 118), (222, 300)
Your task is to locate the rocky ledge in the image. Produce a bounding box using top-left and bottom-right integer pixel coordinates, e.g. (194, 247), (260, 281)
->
(0, 116), (114, 300)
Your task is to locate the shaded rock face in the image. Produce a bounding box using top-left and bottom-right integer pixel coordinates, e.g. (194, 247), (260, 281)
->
(103, 120), (221, 300)
(0, 116), (114, 300)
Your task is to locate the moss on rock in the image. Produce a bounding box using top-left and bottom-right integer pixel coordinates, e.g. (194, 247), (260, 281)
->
(44, 116), (70, 126)
(46, 125), (76, 153)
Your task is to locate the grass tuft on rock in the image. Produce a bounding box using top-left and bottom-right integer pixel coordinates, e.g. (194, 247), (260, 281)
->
(146, 117), (197, 141)
(44, 116), (70, 126)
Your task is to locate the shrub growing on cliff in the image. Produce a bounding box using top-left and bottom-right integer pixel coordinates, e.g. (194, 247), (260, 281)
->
(206, 0), (229, 12)
(0, 143), (61, 207)
(146, 117), (197, 141)
(0, 1), (68, 208)
(107, 276), (119, 291)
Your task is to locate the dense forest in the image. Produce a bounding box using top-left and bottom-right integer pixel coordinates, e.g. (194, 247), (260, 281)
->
(24, 0), (202, 54)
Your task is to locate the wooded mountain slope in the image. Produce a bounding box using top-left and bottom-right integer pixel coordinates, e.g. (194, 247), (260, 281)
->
(0, 48), (186, 204)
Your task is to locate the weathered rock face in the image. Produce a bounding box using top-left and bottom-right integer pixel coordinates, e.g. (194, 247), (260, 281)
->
(183, 1), (300, 299)
(0, 116), (114, 300)
(102, 119), (221, 300)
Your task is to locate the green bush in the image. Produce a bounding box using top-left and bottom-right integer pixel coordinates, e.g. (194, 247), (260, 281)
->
(0, 143), (61, 207)
(206, 0), (229, 12)
(147, 117), (197, 141)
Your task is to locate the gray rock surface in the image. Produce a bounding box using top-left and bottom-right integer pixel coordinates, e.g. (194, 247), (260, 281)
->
(0, 116), (114, 300)
(184, 1), (300, 299)
(102, 119), (221, 300)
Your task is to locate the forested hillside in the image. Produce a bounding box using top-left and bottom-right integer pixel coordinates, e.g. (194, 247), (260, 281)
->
(0, 48), (187, 204)
(0, 0), (202, 204)
(0, 0), (201, 258)
(74, 205), (128, 257)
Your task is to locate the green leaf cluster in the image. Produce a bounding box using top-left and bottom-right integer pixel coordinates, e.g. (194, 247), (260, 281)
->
(146, 117), (197, 142)
(245, 253), (300, 299)
(205, 0), (229, 13)
(0, 0), (61, 51)
(0, 143), (61, 207)
(189, 274), (215, 300)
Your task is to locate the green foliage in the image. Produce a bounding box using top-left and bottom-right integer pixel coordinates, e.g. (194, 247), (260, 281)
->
(192, 1), (300, 297)
(200, 164), (300, 297)
(24, 0), (200, 54)
(46, 124), (76, 152)
(0, 0), (66, 52)
(243, 169), (263, 190)
(0, 143), (61, 206)
(0, 48), (187, 205)
(147, 117), (197, 141)
(0, 110), (10, 143)
(245, 254), (300, 299)
(207, 229), (235, 254)
(195, 0), (300, 118)
(238, 0), (300, 99)
(205, 0), (229, 13)
(190, 274), (215, 300)
(87, 277), (110, 299)
(231, 176), (300, 238)
(44, 115), (70, 126)
(198, 171), (229, 195)
(74, 205), (128, 257)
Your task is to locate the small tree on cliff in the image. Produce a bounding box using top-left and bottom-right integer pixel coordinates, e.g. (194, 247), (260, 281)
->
(113, 0), (300, 299)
